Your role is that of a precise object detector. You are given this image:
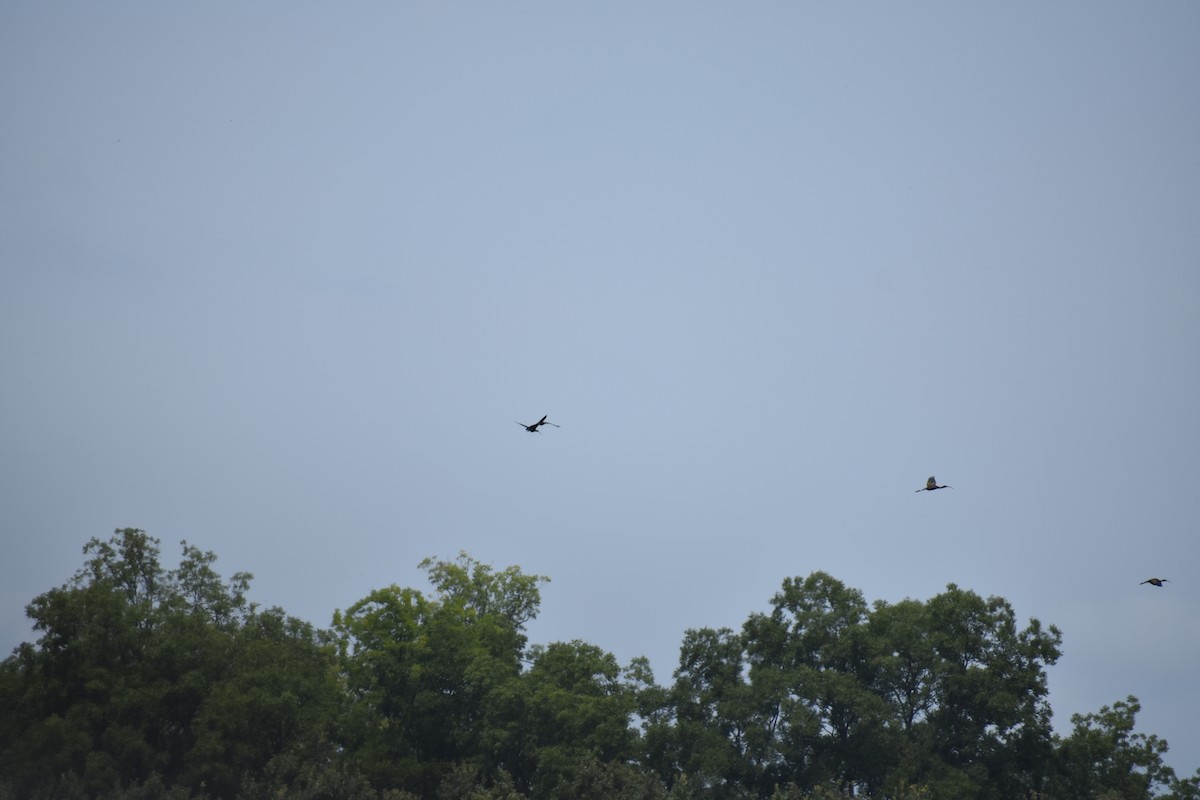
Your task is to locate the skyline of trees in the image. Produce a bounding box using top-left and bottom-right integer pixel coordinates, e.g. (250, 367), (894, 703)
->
(1, 529), (1196, 800)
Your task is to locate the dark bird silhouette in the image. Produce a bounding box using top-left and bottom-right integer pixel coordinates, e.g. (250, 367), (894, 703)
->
(516, 415), (560, 433)
(915, 476), (952, 492)
(1140, 578), (1169, 587)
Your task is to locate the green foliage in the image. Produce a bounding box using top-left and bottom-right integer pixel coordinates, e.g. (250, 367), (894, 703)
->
(419, 552), (549, 633)
(0, 529), (337, 799)
(1048, 695), (1184, 799)
(643, 573), (1066, 800)
(2, 532), (1194, 800)
(524, 640), (642, 798)
(332, 554), (551, 795)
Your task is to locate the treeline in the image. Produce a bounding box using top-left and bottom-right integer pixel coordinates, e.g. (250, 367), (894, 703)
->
(1, 530), (1195, 800)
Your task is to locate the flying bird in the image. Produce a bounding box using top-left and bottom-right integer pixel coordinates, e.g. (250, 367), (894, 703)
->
(1140, 578), (1169, 587)
(516, 415), (560, 433)
(916, 476), (952, 492)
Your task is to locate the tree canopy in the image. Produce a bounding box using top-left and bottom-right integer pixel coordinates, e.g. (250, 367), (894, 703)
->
(2, 530), (1196, 800)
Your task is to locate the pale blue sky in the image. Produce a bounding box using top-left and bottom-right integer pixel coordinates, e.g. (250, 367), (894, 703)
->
(3, 2), (1198, 776)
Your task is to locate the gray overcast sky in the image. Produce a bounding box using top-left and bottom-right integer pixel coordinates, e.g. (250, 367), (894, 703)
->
(3, 1), (1198, 776)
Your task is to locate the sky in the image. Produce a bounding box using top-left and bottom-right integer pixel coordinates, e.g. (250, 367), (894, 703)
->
(2, 1), (1198, 777)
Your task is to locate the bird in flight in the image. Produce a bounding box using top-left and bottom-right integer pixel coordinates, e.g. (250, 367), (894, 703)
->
(916, 476), (952, 492)
(516, 415), (560, 433)
(1140, 578), (1169, 587)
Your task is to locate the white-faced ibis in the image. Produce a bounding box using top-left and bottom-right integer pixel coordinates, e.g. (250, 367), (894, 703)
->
(1140, 578), (1169, 587)
(516, 415), (560, 433)
(915, 476), (952, 492)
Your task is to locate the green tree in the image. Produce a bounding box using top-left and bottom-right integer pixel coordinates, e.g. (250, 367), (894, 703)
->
(0, 529), (340, 799)
(167, 540), (252, 627)
(742, 572), (893, 797)
(419, 553), (548, 639)
(1050, 696), (1185, 800)
(651, 573), (1065, 800)
(182, 608), (341, 796)
(523, 640), (641, 798)
(333, 553), (548, 796)
(910, 585), (1061, 800)
(650, 626), (760, 799)
(0, 530), (178, 795)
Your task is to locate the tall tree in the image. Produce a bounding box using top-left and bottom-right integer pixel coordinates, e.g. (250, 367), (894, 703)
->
(652, 626), (762, 798)
(0, 529), (339, 799)
(523, 639), (643, 799)
(333, 553), (548, 796)
(911, 585), (1061, 799)
(742, 572), (892, 797)
(181, 607), (341, 796)
(654, 573), (1064, 800)
(1050, 696), (1194, 800)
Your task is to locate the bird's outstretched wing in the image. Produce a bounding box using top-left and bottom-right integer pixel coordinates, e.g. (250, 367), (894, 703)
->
(926, 476), (938, 490)
(544, 421), (560, 427)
